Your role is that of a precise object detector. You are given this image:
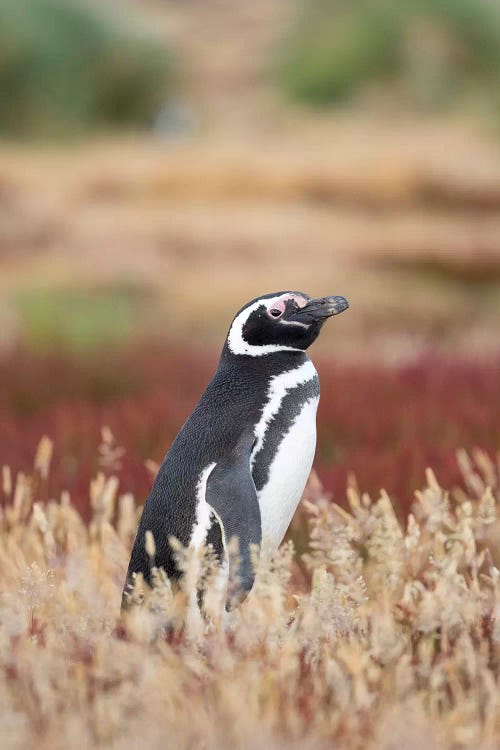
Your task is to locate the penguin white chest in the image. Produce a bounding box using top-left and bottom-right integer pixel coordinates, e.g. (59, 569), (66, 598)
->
(257, 397), (318, 551)
(251, 360), (320, 552)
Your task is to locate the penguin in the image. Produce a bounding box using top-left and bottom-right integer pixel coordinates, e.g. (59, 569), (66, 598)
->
(122, 291), (349, 611)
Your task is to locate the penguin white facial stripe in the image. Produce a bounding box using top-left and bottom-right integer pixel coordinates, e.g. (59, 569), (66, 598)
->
(227, 296), (303, 356)
(251, 360), (317, 468)
(279, 318), (311, 330)
(190, 462), (216, 548)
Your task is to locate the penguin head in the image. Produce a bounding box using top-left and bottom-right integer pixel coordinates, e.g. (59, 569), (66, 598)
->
(226, 291), (349, 357)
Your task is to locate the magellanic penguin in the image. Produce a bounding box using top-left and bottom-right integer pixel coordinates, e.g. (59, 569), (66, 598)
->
(122, 291), (349, 611)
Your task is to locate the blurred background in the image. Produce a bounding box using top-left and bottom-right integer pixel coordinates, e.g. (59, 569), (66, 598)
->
(1, 0), (499, 528)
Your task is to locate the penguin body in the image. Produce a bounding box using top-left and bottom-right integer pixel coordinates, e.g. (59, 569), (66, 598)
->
(123, 291), (348, 609)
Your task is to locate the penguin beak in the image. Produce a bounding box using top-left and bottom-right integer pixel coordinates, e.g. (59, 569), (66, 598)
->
(296, 295), (349, 322)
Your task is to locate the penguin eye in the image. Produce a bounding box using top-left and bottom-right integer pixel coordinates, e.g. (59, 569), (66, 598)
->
(269, 308), (283, 319)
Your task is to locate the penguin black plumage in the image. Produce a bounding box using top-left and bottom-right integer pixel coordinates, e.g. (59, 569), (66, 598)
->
(122, 291), (349, 610)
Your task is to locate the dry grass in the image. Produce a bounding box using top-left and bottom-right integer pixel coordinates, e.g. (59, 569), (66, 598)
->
(1, 437), (499, 749)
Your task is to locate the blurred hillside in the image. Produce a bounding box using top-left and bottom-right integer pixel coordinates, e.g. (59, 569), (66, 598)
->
(1, 0), (500, 361)
(2, 128), (500, 361)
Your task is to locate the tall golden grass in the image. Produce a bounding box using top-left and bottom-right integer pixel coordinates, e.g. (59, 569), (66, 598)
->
(0, 436), (499, 749)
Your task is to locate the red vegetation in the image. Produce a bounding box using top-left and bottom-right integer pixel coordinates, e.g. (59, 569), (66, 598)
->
(1, 344), (499, 519)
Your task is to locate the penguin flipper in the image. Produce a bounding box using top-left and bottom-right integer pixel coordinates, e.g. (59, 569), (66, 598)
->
(206, 430), (261, 607)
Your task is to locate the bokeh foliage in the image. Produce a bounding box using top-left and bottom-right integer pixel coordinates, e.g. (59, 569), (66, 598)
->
(15, 284), (154, 353)
(0, 0), (173, 136)
(277, 0), (500, 111)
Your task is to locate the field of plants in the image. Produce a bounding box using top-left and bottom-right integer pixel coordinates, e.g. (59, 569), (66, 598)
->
(2, 346), (500, 528)
(1, 1), (500, 747)
(0, 412), (498, 749)
(1, 341), (499, 748)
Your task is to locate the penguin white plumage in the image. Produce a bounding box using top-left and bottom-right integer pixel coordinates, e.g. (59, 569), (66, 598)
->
(123, 291), (349, 610)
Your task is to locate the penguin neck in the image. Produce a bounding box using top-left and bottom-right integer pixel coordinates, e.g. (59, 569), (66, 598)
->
(219, 344), (310, 377)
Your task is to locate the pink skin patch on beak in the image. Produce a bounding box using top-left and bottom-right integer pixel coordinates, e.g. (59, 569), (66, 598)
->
(289, 294), (308, 308)
(267, 294), (308, 315)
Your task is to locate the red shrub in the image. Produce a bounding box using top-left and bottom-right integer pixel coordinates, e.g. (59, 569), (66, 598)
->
(1, 345), (499, 519)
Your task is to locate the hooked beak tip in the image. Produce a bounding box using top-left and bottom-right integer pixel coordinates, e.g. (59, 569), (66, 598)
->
(294, 294), (349, 323)
(326, 295), (349, 316)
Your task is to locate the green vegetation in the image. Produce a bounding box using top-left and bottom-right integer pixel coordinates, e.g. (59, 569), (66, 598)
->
(276, 0), (500, 111)
(0, 0), (173, 137)
(15, 284), (154, 352)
